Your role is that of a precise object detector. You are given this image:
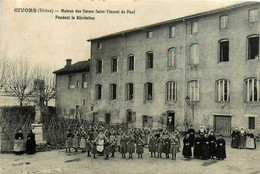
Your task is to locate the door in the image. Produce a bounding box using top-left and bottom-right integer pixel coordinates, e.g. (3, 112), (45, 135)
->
(167, 112), (175, 132)
(214, 115), (231, 136)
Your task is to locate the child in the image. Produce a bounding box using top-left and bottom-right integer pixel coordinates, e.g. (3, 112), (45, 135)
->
(216, 135), (226, 160)
(91, 140), (97, 159)
(65, 130), (73, 153)
(86, 135), (92, 157)
(128, 136), (135, 159)
(79, 130), (87, 153)
(157, 136), (164, 158)
(170, 136), (178, 160)
(136, 137), (144, 158)
(120, 134), (127, 158)
(110, 138), (116, 158)
(73, 130), (79, 152)
(149, 134), (157, 158)
(104, 138), (110, 160)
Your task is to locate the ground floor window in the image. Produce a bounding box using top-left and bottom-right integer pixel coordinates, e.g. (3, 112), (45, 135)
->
(105, 113), (111, 125)
(248, 117), (255, 129)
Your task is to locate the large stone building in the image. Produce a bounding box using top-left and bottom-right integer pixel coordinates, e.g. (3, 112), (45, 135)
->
(54, 59), (92, 120)
(87, 2), (260, 135)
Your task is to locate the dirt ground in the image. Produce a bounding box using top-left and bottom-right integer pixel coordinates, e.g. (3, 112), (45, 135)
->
(0, 140), (260, 174)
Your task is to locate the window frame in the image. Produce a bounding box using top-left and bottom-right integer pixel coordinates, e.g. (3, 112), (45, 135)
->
(168, 47), (176, 67)
(248, 117), (255, 129)
(144, 82), (153, 102)
(97, 42), (102, 49)
(219, 15), (228, 29)
(147, 31), (153, 38)
(247, 35), (259, 60)
(219, 39), (229, 62)
(95, 84), (102, 101)
(166, 81), (177, 103)
(215, 79), (230, 102)
(126, 83), (134, 101)
(96, 58), (103, 74)
(68, 75), (75, 89)
(191, 21), (198, 34)
(249, 8), (258, 23)
(190, 43), (199, 65)
(82, 73), (87, 88)
(146, 51), (154, 69)
(110, 84), (117, 100)
(169, 26), (176, 38)
(111, 56), (118, 73)
(244, 77), (260, 102)
(187, 80), (200, 102)
(127, 54), (135, 71)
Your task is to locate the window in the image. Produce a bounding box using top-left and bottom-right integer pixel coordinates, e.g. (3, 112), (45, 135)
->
(248, 35), (259, 60)
(166, 81), (177, 102)
(220, 15), (228, 29)
(249, 9), (258, 23)
(146, 52), (153, 69)
(127, 109), (133, 122)
(219, 39), (229, 62)
(105, 114), (110, 125)
(144, 82), (153, 101)
(187, 80), (199, 101)
(82, 73), (87, 88)
(96, 59), (103, 74)
(82, 98), (86, 106)
(128, 54), (134, 71)
(190, 44), (199, 65)
(147, 31), (153, 38)
(169, 26), (175, 38)
(76, 81), (80, 88)
(68, 75), (75, 89)
(126, 83), (134, 100)
(248, 117), (255, 129)
(111, 57), (117, 72)
(97, 42), (102, 49)
(168, 48), (176, 67)
(143, 115), (148, 126)
(95, 84), (102, 100)
(110, 84), (117, 100)
(191, 21), (198, 34)
(244, 78), (260, 102)
(216, 79), (230, 102)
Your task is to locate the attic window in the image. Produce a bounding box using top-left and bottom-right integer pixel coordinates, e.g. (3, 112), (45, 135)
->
(97, 42), (102, 49)
(147, 31), (153, 38)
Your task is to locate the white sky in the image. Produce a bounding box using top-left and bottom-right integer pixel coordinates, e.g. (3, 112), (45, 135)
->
(1, 0), (244, 70)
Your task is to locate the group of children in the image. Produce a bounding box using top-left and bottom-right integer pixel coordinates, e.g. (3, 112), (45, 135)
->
(231, 128), (257, 149)
(65, 125), (181, 160)
(182, 125), (226, 160)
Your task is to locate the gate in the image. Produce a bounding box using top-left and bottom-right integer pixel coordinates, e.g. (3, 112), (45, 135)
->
(213, 115), (231, 136)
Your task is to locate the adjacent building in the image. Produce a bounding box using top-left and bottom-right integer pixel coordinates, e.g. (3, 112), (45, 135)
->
(87, 2), (260, 135)
(54, 59), (91, 120)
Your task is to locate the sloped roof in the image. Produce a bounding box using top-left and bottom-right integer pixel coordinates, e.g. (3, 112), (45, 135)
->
(88, 1), (258, 41)
(53, 60), (90, 75)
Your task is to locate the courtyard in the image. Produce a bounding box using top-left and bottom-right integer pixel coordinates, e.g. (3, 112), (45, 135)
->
(0, 140), (259, 174)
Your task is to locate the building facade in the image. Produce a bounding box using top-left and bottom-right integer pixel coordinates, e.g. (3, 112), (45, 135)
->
(88, 2), (260, 135)
(54, 59), (92, 120)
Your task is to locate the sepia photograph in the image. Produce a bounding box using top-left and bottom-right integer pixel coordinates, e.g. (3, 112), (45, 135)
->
(0, 0), (260, 173)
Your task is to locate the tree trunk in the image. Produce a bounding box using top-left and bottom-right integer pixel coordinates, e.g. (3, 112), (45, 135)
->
(20, 100), (23, 106)
(45, 100), (48, 106)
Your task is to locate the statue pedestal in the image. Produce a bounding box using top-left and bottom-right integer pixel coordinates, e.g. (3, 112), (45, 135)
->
(31, 123), (46, 144)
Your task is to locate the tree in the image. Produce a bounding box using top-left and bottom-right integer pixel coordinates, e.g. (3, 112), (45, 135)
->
(0, 57), (8, 90)
(7, 58), (35, 106)
(33, 65), (56, 106)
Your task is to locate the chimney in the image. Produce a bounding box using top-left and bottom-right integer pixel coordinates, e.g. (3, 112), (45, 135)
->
(65, 59), (72, 68)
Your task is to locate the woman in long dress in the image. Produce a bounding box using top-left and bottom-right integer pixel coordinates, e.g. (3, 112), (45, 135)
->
(79, 130), (87, 152)
(120, 134), (128, 158)
(182, 134), (192, 158)
(127, 135), (135, 159)
(239, 128), (246, 149)
(147, 126), (153, 145)
(246, 131), (256, 149)
(65, 130), (73, 153)
(14, 129), (25, 154)
(26, 130), (36, 154)
(231, 129), (239, 148)
(136, 137), (144, 158)
(116, 128), (123, 151)
(149, 134), (157, 158)
(193, 133), (202, 159)
(216, 135), (226, 160)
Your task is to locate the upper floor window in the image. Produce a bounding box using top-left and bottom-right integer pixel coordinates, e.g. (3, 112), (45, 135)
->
(95, 84), (102, 100)
(147, 31), (153, 38)
(82, 73), (87, 88)
(146, 52), (153, 69)
(96, 59), (103, 74)
(68, 75), (75, 89)
(127, 109), (133, 122)
(216, 79), (230, 102)
(126, 83), (134, 100)
(110, 84), (117, 100)
(128, 54), (134, 71)
(190, 44), (199, 65)
(169, 26), (175, 38)
(111, 57), (117, 73)
(244, 78), (260, 102)
(249, 9), (258, 23)
(219, 39), (229, 62)
(191, 21), (198, 34)
(97, 42), (102, 49)
(248, 35), (259, 60)
(144, 82), (153, 101)
(187, 80), (199, 101)
(166, 81), (177, 102)
(219, 15), (228, 29)
(168, 47), (176, 67)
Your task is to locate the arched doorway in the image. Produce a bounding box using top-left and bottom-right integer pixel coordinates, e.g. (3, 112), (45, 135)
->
(167, 111), (175, 132)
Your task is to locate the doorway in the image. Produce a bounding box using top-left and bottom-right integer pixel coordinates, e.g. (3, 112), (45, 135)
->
(167, 111), (175, 132)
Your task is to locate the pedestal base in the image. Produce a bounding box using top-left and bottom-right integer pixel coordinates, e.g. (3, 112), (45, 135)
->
(31, 123), (46, 144)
